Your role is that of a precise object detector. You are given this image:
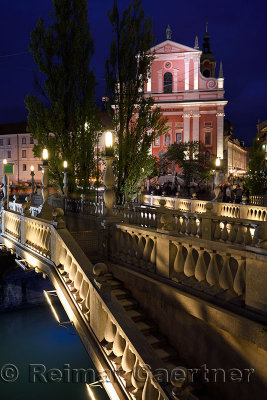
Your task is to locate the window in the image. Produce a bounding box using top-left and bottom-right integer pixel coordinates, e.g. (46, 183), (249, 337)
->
(176, 133), (182, 143)
(165, 135), (171, 146)
(205, 132), (212, 145)
(204, 121), (213, 128)
(23, 164), (27, 171)
(22, 150), (26, 158)
(7, 138), (11, 145)
(22, 137), (26, 144)
(163, 72), (173, 93)
(205, 151), (211, 160)
(30, 137), (34, 144)
(7, 151), (11, 158)
(154, 137), (160, 146)
(38, 164), (43, 171)
(0, 139), (3, 146)
(203, 69), (210, 78)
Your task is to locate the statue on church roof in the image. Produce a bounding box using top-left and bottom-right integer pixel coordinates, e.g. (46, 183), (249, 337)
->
(166, 25), (172, 40)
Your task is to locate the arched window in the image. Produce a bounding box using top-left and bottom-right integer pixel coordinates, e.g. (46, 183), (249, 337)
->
(203, 69), (210, 78)
(165, 135), (171, 146)
(164, 72), (173, 93)
(205, 151), (211, 160)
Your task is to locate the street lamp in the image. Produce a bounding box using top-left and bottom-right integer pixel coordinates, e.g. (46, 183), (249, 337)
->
(30, 165), (35, 196)
(41, 148), (52, 219)
(214, 157), (222, 201)
(63, 160), (68, 198)
(2, 159), (8, 209)
(103, 131), (115, 218)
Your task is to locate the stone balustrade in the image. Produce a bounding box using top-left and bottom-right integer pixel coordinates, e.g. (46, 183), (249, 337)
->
(1, 209), (185, 400)
(143, 194), (267, 222)
(111, 223), (267, 314)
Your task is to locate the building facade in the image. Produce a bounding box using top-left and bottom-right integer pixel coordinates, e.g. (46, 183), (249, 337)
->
(145, 27), (227, 169)
(223, 119), (248, 176)
(0, 122), (42, 185)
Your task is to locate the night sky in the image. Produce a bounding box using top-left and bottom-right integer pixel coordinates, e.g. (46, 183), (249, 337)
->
(0, 0), (266, 145)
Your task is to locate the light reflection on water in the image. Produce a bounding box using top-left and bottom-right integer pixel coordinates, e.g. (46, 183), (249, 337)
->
(0, 305), (109, 400)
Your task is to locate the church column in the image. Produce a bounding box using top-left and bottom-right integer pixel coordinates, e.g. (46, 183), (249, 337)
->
(183, 114), (190, 142)
(216, 112), (225, 159)
(194, 56), (199, 90)
(173, 69), (178, 92)
(158, 70), (163, 92)
(192, 114), (200, 141)
(184, 59), (189, 91)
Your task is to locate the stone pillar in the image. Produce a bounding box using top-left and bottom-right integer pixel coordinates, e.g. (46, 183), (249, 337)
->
(184, 60), (189, 91)
(216, 112), (225, 159)
(194, 57), (199, 90)
(183, 114), (190, 142)
(157, 70), (163, 92)
(192, 114), (200, 142)
(173, 69), (178, 92)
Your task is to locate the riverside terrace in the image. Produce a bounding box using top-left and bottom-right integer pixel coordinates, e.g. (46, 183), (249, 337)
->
(0, 192), (267, 400)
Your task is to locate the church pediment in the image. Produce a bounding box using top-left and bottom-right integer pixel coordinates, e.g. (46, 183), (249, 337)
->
(151, 40), (200, 54)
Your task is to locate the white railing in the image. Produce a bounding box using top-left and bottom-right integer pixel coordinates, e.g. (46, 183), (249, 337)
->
(111, 223), (267, 314)
(1, 210), (182, 400)
(143, 194), (267, 222)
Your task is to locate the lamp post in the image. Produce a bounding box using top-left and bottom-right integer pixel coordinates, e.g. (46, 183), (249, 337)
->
(103, 131), (115, 218)
(41, 148), (52, 219)
(214, 157), (222, 201)
(63, 160), (68, 198)
(30, 165), (35, 196)
(2, 159), (8, 209)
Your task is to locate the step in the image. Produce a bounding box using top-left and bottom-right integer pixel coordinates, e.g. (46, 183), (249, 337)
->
(126, 309), (144, 322)
(107, 279), (123, 289)
(154, 346), (176, 362)
(118, 298), (138, 311)
(136, 320), (156, 335)
(146, 333), (167, 348)
(112, 288), (129, 300)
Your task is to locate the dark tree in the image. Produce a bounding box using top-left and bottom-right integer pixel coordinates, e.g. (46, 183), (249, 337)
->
(25, 0), (97, 192)
(105, 0), (168, 203)
(164, 141), (213, 190)
(245, 139), (267, 195)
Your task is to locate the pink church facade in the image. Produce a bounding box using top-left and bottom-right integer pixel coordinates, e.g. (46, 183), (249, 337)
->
(145, 34), (227, 168)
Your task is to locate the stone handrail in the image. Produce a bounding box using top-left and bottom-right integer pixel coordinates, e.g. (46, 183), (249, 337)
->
(1, 209), (183, 400)
(111, 223), (267, 315)
(143, 194), (267, 221)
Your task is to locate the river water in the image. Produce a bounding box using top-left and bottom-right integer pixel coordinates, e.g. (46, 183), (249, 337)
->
(0, 304), (109, 400)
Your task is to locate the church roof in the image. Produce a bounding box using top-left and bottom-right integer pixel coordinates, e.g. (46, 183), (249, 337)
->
(151, 39), (201, 55)
(0, 121), (28, 135)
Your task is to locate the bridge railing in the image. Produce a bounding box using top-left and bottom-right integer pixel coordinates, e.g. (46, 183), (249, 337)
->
(0, 209), (180, 400)
(142, 194), (267, 221)
(110, 222), (267, 315)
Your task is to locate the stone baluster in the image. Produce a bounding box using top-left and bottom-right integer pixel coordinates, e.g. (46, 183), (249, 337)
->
(244, 225), (253, 246)
(131, 358), (146, 395)
(233, 257), (246, 297)
(197, 218), (202, 237)
(142, 372), (160, 400)
(150, 237), (156, 268)
(221, 222), (229, 242)
(172, 243), (185, 281)
(112, 329), (126, 369)
(143, 236), (152, 269)
(219, 254), (234, 292)
(191, 217), (198, 236)
(206, 251), (220, 293)
(235, 223), (245, 244)
(103, 315), (116, 355)
(180, 216), (187, 234)
(213, 220), (221, 240)
(194, 248), (207, 287)
(183, 245), (195, 279)
(229, 222), (237, 243)
(186, 217), (192, 235)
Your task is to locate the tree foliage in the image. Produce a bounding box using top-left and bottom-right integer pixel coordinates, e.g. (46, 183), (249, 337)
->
(25, 0), (97, 193)
(164, 141), (213, 187)
(105, 0), (168, 202)
(244, 139), (267, 195)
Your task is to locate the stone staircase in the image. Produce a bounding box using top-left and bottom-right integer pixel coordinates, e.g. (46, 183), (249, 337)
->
(106, 273), (212, 400)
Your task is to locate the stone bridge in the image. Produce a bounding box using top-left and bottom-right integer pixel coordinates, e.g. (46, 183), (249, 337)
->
(1, 197), (267, 400)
